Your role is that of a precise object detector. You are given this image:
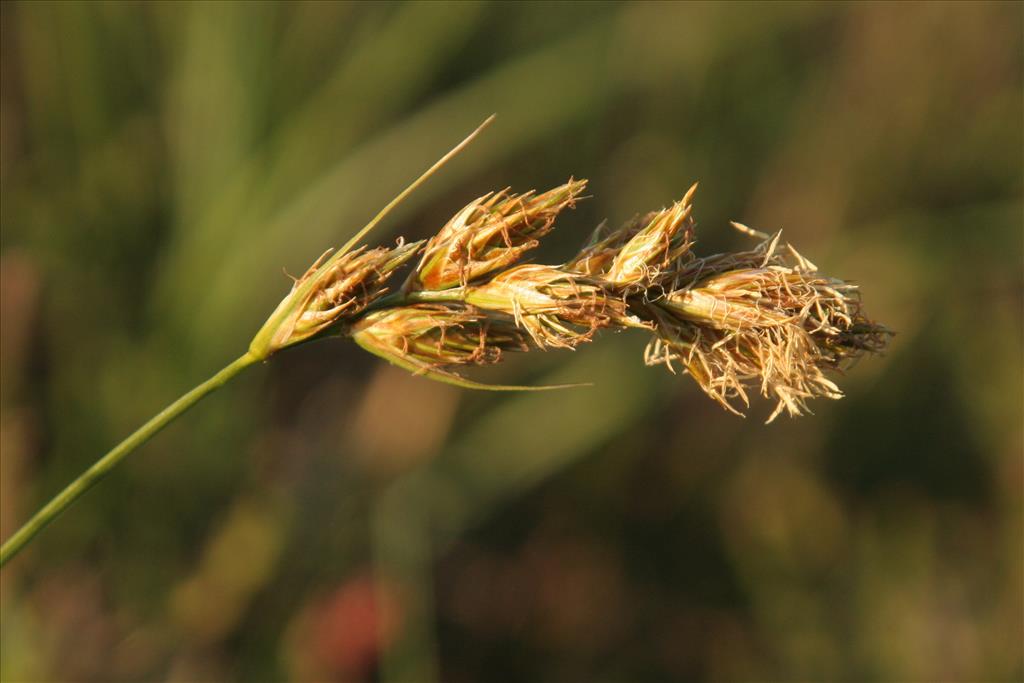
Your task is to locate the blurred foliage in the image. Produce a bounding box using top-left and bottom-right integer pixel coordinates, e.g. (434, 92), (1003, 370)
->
(0, 1), (1021, 682)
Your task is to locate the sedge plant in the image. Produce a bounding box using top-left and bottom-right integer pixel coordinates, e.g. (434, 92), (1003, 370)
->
(0, 116), (889, 567)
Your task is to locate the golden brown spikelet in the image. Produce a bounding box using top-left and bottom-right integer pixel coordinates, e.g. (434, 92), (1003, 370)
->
(409, 179), (586, 291)
(641, 228), (890, 422)
(251, 239), (423, 357)
(464, 264), (626, 349)
(351, 303), (530, 369)
(568, 182), (697, 288)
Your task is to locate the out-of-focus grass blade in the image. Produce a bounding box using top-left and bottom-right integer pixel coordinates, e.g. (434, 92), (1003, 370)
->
(162, 15), (620, 361)
(155, 2), (487, 352)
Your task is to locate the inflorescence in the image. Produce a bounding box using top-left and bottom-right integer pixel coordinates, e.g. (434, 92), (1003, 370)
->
(252, 178), (889, 422)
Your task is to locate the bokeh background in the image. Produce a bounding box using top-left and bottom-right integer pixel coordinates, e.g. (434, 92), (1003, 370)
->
(1, 2), (1021, 681)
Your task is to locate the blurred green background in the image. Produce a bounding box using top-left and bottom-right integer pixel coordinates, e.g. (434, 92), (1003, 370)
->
(1, 2), (1021, 681)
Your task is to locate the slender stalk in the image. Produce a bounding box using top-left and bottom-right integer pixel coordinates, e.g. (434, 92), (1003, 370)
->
(336, 115), (494, 259)
(0, 352), (257, 567)
(365, 288), (467, 313)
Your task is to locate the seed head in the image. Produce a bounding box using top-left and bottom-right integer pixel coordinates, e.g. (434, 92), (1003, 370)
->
(251, 116), (888, 415)
(409, 179), (587, 291)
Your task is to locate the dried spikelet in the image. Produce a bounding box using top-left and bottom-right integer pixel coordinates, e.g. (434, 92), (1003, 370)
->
(350, 303), (530, 370)
(642, 230), (890, 421)
(250, 239), (423, 357)
(464, 264), (626, 349)
(645, 309), (850, 422)
(409, 179), (587, 291)
(568, 183), (697, 288)
(605, 184), (697, 287)
(662, 268), (856, 333)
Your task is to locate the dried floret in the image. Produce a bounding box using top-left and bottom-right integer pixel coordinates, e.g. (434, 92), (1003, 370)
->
(465, 264), (626, 349)
(410, 180), (586, 291)
(251, 240), (423, 357)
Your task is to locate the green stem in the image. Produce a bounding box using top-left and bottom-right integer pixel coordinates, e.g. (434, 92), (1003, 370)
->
(0, 352), (257, 568)
(364, 287), (467, 313)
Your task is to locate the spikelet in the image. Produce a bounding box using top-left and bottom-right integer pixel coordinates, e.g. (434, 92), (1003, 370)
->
(351, 303), (529, 368)
(568, 182), (697, 288)
(464, 264), (627, 349)
(642, 229), (890, 422)
(409, 179), (586, 291)
(349, 304), (584, 391)
(251, 240), (423, 358)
